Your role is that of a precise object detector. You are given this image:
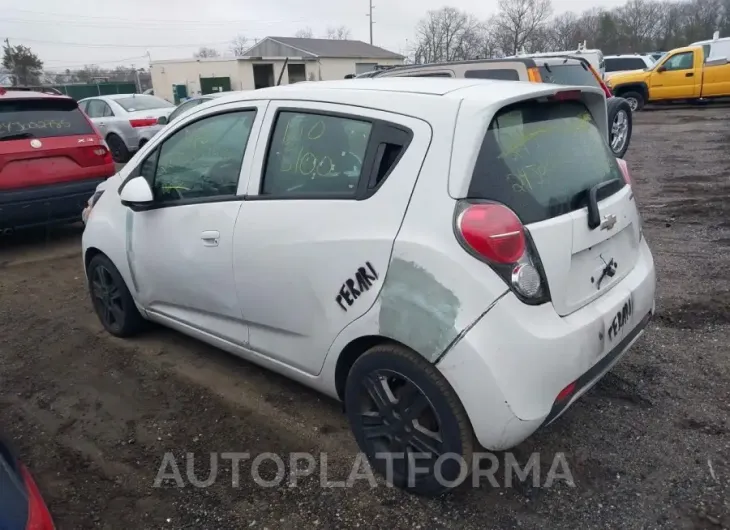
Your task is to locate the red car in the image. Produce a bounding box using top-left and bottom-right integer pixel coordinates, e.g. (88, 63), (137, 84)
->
(0, 87), (116, 231)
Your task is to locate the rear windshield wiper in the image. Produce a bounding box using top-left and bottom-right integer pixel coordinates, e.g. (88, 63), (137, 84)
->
(0, 133), (35, 141)
(587, 178), (622, 229)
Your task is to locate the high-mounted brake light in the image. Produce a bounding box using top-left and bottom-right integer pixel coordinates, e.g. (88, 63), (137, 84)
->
(527, 67), (542, 83)
(455, 202), (548, 302)
(550, 90), (582, 101)
(21, 464), (55, 530)
(129, 118), (158, 128)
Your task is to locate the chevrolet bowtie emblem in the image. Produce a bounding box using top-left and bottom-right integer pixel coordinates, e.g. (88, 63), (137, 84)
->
(600, 214), (617, 231)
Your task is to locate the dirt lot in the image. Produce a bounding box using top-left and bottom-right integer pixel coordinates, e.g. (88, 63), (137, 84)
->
(1, 106), (729, 529)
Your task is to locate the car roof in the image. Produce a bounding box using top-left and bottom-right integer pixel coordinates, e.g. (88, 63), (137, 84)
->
(80, 93), (153, 102)
(203, 78), (603, 114)
(0, 88), (72, 101)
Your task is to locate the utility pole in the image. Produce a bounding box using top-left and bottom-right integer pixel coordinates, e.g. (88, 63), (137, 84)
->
(367, 0), (374, 45)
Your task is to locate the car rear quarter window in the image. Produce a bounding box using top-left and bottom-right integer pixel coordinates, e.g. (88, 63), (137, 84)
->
(537, 63), (601, 89)
(465, 69), (520, 81)
(468, 100), (624, 225)
(0, 98), (94, 140)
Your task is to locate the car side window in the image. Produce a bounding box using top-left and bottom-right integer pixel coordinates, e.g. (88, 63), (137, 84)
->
(86, 100), (102, 118)
(144, 110), (255, 204)
(663, 52), (694, 71)
(168, 99), (202, 123)
(261, 111), (373, 196)
(101, 102), (114, 117)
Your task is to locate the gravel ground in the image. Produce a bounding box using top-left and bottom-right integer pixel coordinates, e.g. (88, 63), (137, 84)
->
(1, 105), (728, 529)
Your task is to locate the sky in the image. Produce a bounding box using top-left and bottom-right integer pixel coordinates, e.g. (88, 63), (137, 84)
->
(1, 0), (629, 71)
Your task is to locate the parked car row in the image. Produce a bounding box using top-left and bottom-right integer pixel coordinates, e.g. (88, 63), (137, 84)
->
(81, 78), (656, 496)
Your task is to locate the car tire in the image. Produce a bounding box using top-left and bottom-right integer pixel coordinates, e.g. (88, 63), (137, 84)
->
(344, 343), (475, 496)
(621, 91), (645, 112)
(87, 254), (145, 337)
(106, 133), (131, 163)
(607, 97), (633, 159)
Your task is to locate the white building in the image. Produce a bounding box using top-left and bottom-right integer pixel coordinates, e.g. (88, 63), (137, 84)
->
(150, 37), (405, 103)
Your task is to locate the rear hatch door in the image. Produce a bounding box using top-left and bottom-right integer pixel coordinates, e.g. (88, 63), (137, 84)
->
(467, 94), (642, 316)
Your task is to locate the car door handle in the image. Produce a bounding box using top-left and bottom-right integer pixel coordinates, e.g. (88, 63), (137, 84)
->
(685, 72), (694, 77)
(201, 230), (220, 246)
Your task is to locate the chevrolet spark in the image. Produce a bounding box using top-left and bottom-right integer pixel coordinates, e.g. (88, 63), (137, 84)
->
(82, 78), (656, 495)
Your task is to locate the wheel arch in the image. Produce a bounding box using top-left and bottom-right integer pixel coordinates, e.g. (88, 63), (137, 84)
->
(613, 82), (649, 101)
(334, 335), (410, 401)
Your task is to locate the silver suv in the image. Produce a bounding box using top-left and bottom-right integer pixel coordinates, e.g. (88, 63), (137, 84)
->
(355, 56), (634, 158)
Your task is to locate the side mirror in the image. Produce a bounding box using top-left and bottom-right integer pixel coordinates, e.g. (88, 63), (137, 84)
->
(657, 65), (667, 73)
(120, 176), (154, 210)
(157, 115), (168, 125)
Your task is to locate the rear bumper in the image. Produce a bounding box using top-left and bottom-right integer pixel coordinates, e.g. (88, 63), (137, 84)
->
(0, 178), (108, 229)
(437, 238), (656, 450)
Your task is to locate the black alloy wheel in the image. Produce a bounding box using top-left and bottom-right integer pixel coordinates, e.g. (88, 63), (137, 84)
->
(87, 254), (145, 337)
(345, 344), (474, 496)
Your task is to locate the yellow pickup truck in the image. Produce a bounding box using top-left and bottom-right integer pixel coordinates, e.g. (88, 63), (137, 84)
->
(605, 45), (730, 110)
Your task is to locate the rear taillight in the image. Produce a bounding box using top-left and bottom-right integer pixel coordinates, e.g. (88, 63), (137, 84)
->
(455, 202), (549, 303)
(616, 157), (632, 186)
(77, 145), (113, 167)
(616, 158), (644, 240)
(20, 464), (55, 530)
(129, 118), (158, 128)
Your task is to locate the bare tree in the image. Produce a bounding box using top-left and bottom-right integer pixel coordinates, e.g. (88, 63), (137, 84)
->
(614, 0), (664, 52)
(194, 47), (220, 59)
(493, 0), (553, 55)
(412, 7), (484, 63)
(325, 26), (352, 40)
(294, 27), (314, 38)
(229, 34), (249, 56)
(547, 12), (582, 49)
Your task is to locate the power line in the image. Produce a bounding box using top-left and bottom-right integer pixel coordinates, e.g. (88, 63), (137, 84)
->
(44, 55), (150, 69)
(3, 37), (231, 49)
(3, 8), (309, 26)
(1, 16), (310, 30)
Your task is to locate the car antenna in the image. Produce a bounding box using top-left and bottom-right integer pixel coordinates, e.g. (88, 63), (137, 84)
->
(276, 57), (289, 86)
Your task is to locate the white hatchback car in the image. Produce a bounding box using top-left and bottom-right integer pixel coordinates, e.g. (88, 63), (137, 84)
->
(82, 78), (656, 495)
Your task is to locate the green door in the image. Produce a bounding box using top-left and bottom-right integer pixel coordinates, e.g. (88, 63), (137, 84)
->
(173, 84), (188, 104)
(200, 76), (232, 95)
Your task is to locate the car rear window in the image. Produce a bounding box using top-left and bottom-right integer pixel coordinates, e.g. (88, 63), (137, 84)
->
(537, 63), (601, 89)
(0, 98), (94, 140)
(114, 95), (174, 112)
(465, 69), (520, 81)
(468, 100), (624, 225)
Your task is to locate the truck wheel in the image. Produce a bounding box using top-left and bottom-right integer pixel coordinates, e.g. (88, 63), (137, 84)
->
(607, 97), (633, 158)
(622, 91), (645, 112)
(344, 343), (475, 496)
